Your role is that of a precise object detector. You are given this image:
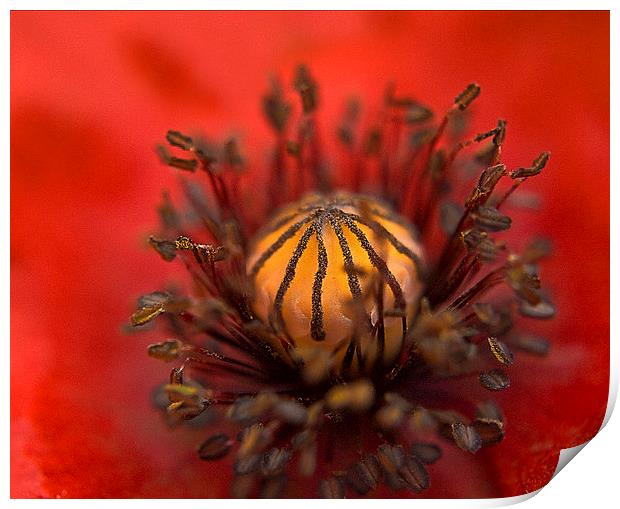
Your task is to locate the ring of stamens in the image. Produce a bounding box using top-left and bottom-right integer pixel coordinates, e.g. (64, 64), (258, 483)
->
(135, 70), (554, 498)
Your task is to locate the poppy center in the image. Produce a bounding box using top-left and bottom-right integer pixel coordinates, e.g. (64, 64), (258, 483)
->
(247, 192), (425, 375)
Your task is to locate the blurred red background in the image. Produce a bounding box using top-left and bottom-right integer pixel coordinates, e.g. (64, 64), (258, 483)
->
(11, 11), (609, 498)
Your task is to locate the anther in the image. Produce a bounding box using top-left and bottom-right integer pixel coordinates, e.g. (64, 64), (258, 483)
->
(454, 83), (481, 111)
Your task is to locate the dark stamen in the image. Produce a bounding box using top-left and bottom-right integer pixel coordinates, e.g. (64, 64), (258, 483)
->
(342, 340), (357, 375)
(449, 267), (506, 311)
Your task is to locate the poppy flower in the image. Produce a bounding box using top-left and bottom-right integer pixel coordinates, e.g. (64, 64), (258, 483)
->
(10, 10), (609, 498)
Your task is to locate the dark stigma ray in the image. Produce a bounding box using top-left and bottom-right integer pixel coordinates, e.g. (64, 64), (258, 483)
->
(342, 211), (424, 276)
(329, 214), (374, 343)
(328, 215), (363, 301)
(362, 204), (413, 229)
(272, 224), (315, 333)
(249, 212), (317, 277)
(311, 217), (328, 341)
(337, 213), (406, 311)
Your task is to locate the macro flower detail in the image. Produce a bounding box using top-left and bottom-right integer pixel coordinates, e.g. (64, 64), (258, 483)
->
(132, 65), (554, 498)
(247, 192), (424, 375)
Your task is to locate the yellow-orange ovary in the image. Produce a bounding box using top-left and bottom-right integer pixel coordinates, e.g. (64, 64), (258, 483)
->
(246, 193), (425, 375)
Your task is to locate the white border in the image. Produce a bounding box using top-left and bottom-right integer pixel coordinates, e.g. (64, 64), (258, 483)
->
(3, 2), (616, 508)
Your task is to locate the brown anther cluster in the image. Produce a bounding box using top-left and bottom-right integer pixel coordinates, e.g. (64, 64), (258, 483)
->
(131, 65), (553, 498)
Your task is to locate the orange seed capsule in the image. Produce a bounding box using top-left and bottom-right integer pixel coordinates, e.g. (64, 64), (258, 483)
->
(247, 193), (424, 375)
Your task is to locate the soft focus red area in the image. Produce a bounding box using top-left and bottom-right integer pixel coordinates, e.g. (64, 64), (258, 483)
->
(11, 11), (609, 498)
